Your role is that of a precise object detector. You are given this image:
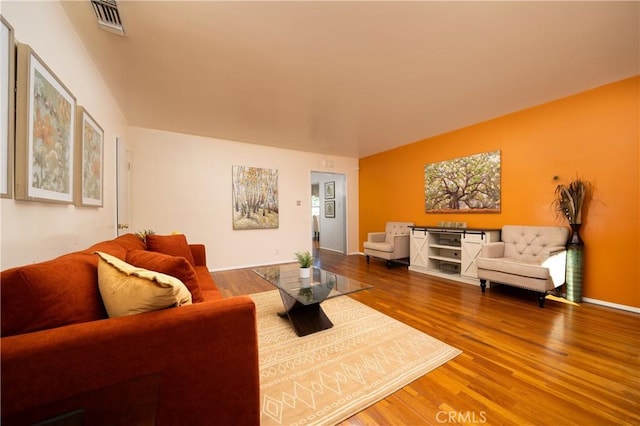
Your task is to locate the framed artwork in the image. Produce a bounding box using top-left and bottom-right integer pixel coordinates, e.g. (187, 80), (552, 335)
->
(324, 181), (335, 199)
(324, 200), (335, 218)
(75, 106), (104, 207)
(232, 165), (279, 230)
(1, 16), (15, 198)
(15, 43), (76, 203)
(425, 150), (501, 213)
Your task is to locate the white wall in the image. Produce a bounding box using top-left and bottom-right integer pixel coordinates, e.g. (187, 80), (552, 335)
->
(0, 2), (359, 272)
(127, 127), (359, 270)
(0, 1), (127, 269)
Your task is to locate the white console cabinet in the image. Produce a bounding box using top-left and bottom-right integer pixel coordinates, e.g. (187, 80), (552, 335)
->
(409, 226), (500, 286)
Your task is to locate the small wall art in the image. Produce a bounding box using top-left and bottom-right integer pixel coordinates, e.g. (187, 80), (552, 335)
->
(75, 106), (104, 207)
(324, 200), (335, 218)
(232, 165), (279, 229)
(15, 43), (76, 203)
(324, 181), (335, 199)
(1, 16), (15, 198)
(425, 150), (501, 213)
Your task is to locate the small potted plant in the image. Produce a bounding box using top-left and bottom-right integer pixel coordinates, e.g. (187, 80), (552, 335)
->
(135, 229), (155, 244)
(298, 286), (313, 301)
(295, 251), (313, 278)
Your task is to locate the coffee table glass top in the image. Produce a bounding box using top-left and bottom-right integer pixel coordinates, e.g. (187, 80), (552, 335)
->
(253, 264), (372, 305)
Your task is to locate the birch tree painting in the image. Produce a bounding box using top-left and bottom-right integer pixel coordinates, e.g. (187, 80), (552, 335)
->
(425, 151), (501, 213)
(232, 165), (279, 229)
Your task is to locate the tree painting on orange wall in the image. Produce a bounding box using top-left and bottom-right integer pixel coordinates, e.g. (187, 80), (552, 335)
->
(424, 150), (501, 213)
(232, 165), (279, 229)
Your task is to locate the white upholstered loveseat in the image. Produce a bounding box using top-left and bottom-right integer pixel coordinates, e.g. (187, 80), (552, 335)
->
(476, 225), (570, 307)
(363, 222), (414, 268)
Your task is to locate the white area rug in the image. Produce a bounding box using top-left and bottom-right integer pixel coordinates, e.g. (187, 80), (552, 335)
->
(251, 290), (462, 426)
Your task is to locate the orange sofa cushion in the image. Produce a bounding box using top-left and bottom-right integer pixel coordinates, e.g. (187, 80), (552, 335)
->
(125, 250), (204, 303)
(146, 234), (196, 265)
(111, 233), (147, 251)
(82, 240), (128, 259)
(1, 252), (108, 337)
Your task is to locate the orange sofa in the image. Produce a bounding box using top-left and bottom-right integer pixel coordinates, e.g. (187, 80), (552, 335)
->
(1, 234), (259, 426)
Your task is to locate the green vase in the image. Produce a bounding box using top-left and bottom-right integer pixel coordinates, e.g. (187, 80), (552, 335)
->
(566, 223), (584, 303)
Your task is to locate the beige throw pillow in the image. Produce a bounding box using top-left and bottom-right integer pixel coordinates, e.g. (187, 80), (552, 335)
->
(96, 251), (192, 318)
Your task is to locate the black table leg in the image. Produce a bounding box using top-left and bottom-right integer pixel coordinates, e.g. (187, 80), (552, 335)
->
(277, 291), (333, 336)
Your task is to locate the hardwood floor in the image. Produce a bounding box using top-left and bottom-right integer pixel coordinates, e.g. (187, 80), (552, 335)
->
(212, 248), (640, 425)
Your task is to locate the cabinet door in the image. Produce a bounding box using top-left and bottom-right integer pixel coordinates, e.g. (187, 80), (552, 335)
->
(461, 233), (484, 278)
(410, 232), (429, 267)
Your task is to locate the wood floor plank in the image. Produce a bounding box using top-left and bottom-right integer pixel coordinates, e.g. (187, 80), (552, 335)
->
(212, 248), (640, 425)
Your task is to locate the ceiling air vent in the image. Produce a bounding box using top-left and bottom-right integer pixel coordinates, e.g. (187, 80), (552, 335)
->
(91, 0), (125, 36)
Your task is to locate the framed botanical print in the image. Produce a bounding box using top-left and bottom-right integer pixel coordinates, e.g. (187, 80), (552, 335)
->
(324, 181), (335, 199)
(15, 43), (76, 203)
(75, 106), (104, 207)
(324, 200), (335, 218)
(1, 16), (15, 198)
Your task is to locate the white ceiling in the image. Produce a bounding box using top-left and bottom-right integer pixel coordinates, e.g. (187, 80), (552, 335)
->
(62, 1), (639, 158)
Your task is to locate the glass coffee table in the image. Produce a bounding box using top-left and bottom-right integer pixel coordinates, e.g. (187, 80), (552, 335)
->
(253, 264), (372, 336)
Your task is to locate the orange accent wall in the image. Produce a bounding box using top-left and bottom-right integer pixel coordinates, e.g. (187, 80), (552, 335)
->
(359, 76), (639, 308)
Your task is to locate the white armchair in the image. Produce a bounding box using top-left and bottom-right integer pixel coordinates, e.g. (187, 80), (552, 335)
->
(363, 222), (414, 268)
(476, 225), (570, 307)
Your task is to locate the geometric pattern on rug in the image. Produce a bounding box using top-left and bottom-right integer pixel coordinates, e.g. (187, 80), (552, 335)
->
(251, 290), (462, 426)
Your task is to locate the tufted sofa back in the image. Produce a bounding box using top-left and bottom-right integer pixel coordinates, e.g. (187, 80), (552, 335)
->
(385, 222), (414, 242)
(502, 225), (569, 263)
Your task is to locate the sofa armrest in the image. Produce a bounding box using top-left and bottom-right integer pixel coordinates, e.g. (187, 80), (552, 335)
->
(1, 296), (259, 426)
(543, 246), (568, 258)
(542, 246), (568, 287)
(392, 234), (411, 258)
(480, 242), (505, 258)
(189, 243), (207, 267)
(367, 232), (386, 243)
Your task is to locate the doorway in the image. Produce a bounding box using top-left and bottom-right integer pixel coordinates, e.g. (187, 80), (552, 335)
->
(311, 183), (320, 247)
(310, 171), (346, 254)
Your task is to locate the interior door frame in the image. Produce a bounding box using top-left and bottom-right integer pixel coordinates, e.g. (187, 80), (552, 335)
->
(311, 171), (347, 254)
(116, 137), (130, 236)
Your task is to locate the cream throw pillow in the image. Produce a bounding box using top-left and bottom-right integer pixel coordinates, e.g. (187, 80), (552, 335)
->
(96, 251), (192, 318)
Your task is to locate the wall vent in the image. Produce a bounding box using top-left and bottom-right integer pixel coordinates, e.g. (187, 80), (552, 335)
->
(91, 0), (125, 36)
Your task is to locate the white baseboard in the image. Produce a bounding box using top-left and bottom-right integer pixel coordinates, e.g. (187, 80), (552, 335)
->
(211, 260), (289, 273)
(582, 297), (640, 314)
(320, 247), (346, 254)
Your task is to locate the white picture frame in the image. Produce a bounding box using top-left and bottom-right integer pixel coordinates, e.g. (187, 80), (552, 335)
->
(1, 16), (15, 198)
(75, 106), (104, 207)
(15, 43), (76, 203)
